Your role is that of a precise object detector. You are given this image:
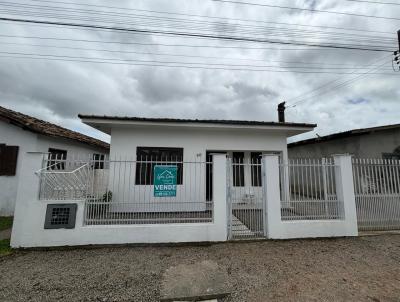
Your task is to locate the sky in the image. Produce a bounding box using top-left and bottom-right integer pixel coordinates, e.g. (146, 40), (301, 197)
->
(0, 0), (399, 143)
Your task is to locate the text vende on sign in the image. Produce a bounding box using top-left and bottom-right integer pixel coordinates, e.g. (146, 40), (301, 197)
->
(154, 165), (177, 197)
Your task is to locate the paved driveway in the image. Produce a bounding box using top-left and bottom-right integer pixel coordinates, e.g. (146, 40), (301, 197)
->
(1, 235), (400, 302)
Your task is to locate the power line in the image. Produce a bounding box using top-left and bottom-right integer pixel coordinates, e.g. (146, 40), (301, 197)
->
(0, 33), (327, 51)
(0, 50), (392, 71)
(287, 55), (389, 104)
(286, 56), (392, 107)
(344, 0), (400, 6)
(22, 0), (395, 35)
(212, 0), (400, 21)
(0, 2), (396, 46)
(0, 17), (394, 52)
(2, 40), (389, 67)
(0, 51), (396, 74)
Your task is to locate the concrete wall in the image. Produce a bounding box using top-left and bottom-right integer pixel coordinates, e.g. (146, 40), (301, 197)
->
(288, 128), (400, 159)
(0, 121), (108, 216)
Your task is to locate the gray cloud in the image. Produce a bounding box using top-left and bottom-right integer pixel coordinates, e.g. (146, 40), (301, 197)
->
(0, 0), (398, 143)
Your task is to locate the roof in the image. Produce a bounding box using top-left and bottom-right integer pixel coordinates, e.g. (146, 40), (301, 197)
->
(78, 115), (317, 129)
(0, 106), (109, 150)
(288, 123), (400, 148)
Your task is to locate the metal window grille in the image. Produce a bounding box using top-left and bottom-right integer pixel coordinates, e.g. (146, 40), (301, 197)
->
(44, 204), (77, 229)
(352, 158), (400, 231)
(36, 154), (92, 200)
(280, 158), (343, 221)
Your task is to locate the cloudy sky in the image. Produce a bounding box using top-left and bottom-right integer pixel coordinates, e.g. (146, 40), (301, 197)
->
(0, 0), (399, 143)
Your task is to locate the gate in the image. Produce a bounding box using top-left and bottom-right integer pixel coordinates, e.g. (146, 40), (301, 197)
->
(353, 158), (400, 231)
(227, 157), (265, 239)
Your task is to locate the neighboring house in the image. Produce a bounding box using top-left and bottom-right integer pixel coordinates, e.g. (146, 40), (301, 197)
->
(0, 106), (109, 215)
(288, 124), (400, 159)
(79, 115), (316, 204)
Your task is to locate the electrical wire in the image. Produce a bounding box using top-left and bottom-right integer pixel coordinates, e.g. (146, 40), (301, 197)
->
(287, 56), (393, 107)
(344, 0), (400, 6)
(2, 40), (391, 67)
(0, 2), (396, 46)
(23, 0), (395, 36)
(0, 51), (396, 74)
(0, 17), (395, 52)
(212, 0), (400, 21)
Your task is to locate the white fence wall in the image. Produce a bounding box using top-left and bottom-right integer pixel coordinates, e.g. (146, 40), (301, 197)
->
(11, 153), (227, 248)
(265, 154), (358, 239)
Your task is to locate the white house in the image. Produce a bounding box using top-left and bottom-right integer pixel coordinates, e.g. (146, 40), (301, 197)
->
(78, 115), (316, 213)
(0, 106), (109, 215)
(10, 113), (365, 248)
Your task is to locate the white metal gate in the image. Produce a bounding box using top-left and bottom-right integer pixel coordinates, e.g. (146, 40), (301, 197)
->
(227, 157), (265, 239)
(353, 158), (400, 231)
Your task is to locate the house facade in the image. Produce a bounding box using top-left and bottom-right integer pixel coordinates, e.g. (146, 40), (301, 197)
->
(79, 115), (316, 209)
(10, 114), (374, 248)
(0, 106), (109, 215)
(288, 124), (400, 159)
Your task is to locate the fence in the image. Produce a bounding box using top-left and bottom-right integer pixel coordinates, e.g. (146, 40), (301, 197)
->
(280, 158), (343, 221)
(36, 155), (92, 200)
(227, 157), (264, 239)
(353, 158), (400, 231)
(36, 156), (213, 225)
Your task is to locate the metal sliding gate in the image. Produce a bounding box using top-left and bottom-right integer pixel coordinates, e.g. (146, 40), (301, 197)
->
(227, 158), (266, 239)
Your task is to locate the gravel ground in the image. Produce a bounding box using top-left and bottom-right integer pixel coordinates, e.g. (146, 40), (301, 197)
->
(1, 235), (400, 302)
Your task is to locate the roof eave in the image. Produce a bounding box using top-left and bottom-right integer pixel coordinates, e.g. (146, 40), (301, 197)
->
(80, 117), (316, 137)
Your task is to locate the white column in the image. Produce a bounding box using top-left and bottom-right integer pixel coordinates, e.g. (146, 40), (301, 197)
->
(333, 154), (358, 236)
(212, 153), (228, 241)
(262, 154), (281, 238)
(11, 152), (44, 247)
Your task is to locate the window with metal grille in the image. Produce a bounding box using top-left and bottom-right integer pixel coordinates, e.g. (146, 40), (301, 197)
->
(0, 144), (19, 176)
(44, 204), (77, 229)
(135, 147), (183, 185)
(251, 152), (262, 187)
(232, 152), (245, 187)
(48, 148), (67, 170)
(93, 153), (105, 169)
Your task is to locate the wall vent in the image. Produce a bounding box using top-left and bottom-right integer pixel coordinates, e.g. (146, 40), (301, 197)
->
(44, 204), (77, 229)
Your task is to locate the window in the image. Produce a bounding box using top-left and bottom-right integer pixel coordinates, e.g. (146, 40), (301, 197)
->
(232, 152), (245, 187)
(0, 144), (19, 176)
(93, 153), (105, 169)
(251, 152), (262, 187)
(135, 147), (183, 185)
(48, 148), (67, 170)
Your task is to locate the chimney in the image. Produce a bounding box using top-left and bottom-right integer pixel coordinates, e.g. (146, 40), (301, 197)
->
(277, 102), (286, 123)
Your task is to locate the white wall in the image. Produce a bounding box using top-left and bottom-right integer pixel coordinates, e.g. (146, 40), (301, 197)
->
(263, 154), (358, 239)
(36, 135), (107, 159)
(0, 122), (37, 216)
(107, 126), (288, 211)
(109, 126), (288, 159)
(11, 153), (228, 248)
(0, 122), (108, 216)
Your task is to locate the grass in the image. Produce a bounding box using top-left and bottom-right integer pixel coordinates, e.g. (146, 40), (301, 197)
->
(0, 216), (13, 231)
(0, 239), (12, 256)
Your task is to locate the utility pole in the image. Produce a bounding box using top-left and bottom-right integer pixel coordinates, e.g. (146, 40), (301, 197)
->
(398, 29), (400, 53)
(393, 30), (400, 71)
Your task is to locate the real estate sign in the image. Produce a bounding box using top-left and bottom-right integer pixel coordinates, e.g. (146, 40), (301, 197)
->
(154, 165), (177, 197)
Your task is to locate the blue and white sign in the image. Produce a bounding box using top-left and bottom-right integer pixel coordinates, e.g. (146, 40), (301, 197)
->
(154, 165), (177, 197)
